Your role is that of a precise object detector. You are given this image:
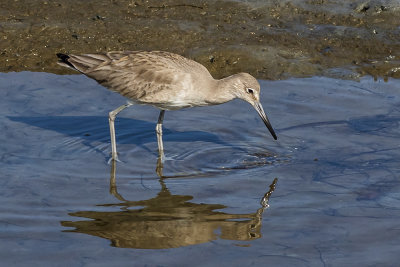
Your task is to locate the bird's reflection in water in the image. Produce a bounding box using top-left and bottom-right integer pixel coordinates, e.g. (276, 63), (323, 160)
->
(61, 161), (278, 249)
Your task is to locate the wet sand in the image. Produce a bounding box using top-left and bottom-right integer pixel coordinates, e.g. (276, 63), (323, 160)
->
(1, 0), (400, 80)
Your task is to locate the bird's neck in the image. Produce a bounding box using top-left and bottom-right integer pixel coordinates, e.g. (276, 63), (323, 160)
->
(214, 74), (241, 99)
(199, 77), (236, 105)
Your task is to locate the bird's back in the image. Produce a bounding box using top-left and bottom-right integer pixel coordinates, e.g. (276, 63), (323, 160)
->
(58, 51), (214, 109)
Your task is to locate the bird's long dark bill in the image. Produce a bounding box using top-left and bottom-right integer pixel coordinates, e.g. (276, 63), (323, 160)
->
(253, 102), (278, 140)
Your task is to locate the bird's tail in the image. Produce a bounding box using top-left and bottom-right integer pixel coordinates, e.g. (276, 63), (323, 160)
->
(56, 53), (111, 73)
(56, 53), (77, 70)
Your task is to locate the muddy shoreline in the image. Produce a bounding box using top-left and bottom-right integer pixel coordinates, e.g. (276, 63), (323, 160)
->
(1, 0), (400, 80)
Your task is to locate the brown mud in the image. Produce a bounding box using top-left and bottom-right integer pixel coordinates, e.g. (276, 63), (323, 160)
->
(1, 0), (400, 80)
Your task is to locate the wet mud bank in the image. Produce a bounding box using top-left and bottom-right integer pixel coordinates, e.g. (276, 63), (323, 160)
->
(1, 0), (400, 80)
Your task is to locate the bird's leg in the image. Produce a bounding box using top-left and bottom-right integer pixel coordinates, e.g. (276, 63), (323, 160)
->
(109, 159), (127, 201)
(108, 102), (133, 162)
(155, 110), (166, 178)
(156, 157), (164, 178)
(156, 110), (166, 162)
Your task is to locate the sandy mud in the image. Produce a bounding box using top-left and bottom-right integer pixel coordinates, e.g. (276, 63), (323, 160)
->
(1, 0), (400, 80)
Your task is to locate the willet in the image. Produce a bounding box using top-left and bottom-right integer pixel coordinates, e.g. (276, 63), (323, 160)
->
(57, 51), (277, 163)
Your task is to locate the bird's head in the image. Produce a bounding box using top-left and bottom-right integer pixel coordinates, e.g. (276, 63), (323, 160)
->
(231, 73), (277, 140)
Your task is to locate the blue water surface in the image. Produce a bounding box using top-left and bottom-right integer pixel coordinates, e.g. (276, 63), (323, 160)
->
(0, 72), (399, 266)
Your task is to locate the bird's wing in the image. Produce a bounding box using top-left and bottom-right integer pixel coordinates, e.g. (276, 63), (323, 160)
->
(63, 51), (135, 73)
(85, 52), (193, 101)
(64, 51), (212, 105)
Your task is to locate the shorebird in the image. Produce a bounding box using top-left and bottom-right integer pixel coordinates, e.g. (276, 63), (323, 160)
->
(57, 51), (277, 163)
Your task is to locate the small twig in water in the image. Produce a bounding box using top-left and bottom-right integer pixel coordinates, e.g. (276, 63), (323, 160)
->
(148, 4), (203, 9)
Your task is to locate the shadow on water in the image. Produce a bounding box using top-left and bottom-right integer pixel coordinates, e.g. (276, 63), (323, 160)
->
(279, 114), (400, 137)
(61, 161), (278, 249)
(8, 115), (240, 155)
(8, 115), (280, 177)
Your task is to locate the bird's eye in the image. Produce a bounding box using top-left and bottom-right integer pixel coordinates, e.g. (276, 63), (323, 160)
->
(246, 88), (254, 94)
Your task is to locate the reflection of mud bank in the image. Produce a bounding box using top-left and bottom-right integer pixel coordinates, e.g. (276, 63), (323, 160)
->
(1, 0), (399, 80)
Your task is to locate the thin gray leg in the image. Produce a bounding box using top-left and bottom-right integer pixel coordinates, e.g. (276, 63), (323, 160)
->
(108, 102), (133, 161)
(156, 110), (165, 159)
(109, 159), (127, 201)
(155, 110), (166, 177)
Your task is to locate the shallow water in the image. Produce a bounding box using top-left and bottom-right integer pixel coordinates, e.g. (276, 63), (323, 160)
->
(1, 72), (399, 266)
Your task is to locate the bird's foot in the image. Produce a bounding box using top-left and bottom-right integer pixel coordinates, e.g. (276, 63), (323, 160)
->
(107, 154), (123, 164)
